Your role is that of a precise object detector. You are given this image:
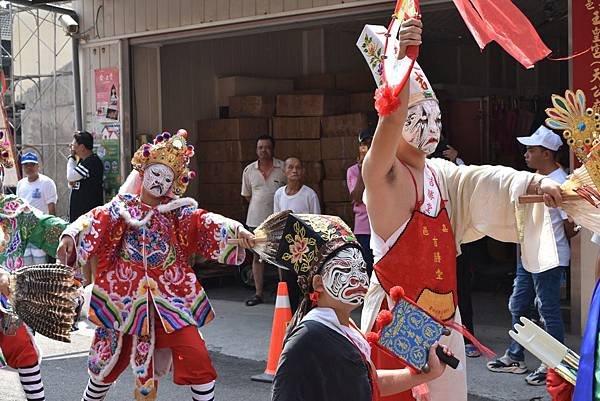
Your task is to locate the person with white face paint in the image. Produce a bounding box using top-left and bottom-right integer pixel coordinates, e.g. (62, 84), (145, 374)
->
(268, 213), (451, 401)
(143, 163), (175, 198)
(57, 130), (255, 401)
(357, 15), (564, 401)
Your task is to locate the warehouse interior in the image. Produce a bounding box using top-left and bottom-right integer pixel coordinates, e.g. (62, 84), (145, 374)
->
(129, 1), (569, 297)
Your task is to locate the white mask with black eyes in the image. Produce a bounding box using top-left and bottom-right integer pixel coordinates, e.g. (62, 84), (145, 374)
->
(403, 99), (442, 155)
(321, 247), (370, 306)
(142, 163), (174, 197)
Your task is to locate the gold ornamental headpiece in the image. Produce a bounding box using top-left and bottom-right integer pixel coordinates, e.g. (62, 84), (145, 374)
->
(131, 129), (196, 196)
(545, 89), (600, 190)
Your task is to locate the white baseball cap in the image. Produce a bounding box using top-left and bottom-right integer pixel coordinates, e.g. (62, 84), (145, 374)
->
(517, 126), (563, 151)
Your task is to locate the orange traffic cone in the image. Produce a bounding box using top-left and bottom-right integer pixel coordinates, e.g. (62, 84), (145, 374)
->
(251, 281), (293, 383)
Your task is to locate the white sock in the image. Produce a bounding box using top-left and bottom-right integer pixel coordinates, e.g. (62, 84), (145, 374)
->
(81, 377), (112, 401)
(18, 364), (44, 401)
(191, 381), (215, 401)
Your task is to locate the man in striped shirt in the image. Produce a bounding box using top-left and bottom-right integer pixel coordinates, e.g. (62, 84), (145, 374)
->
(67, 131), (104, 223)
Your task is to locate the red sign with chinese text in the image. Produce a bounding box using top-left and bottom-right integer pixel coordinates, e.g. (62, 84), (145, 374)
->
(572, 0), (600, 112)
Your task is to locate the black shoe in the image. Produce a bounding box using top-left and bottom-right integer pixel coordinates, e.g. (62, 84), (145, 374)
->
(245, 295), (263, 306)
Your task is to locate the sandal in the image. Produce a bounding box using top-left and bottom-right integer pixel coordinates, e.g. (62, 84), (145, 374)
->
(245, 295), (264, 306)
(465, 343), (481, 358)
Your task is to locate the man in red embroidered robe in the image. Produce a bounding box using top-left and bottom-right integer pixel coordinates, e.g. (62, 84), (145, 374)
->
(357, 18), (564, 401)
(58, 130), (254, 401)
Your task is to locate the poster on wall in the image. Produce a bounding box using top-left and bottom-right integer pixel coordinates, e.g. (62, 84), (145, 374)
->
(94, 67), (121, 198)
(572, 0), (600, 112)
(95, 67), (120, 121)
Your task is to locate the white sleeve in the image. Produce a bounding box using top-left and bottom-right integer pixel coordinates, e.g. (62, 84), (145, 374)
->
(273, 190), (281, 213)
(67, 157), (88, 182)
(241, 167), (251, 197)
(45, 178), (58, 204)
(592, 233), (600, 246)
(311, 190), (321, 214)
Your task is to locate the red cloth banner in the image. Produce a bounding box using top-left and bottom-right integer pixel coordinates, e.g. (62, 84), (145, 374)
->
(452, 0), (551, 69)
(572, 0), (600, 113)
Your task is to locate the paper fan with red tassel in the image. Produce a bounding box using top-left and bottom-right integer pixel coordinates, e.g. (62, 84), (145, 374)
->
(356, 0), (420, 117)
(366, 285), (494, 372)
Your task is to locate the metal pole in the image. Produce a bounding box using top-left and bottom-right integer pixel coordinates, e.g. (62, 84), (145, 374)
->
(53, 12), (57, 174)
(72, 36), (81, 130)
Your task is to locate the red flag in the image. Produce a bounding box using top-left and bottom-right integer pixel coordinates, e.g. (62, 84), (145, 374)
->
(1, 70), (6, 96)
(452, 0), (551, 69)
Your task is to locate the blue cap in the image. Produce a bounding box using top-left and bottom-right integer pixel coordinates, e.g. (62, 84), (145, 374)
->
(20, 152), (39, 164)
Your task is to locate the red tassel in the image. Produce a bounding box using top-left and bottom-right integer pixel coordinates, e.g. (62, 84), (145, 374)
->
(376, 310), (393, 328)
(445, 319), (496, 358)
(309, 292), (319, 306)
(374, 85), (402, 116)
(366, 331), (380, 344)
(390, 286), (405, 302)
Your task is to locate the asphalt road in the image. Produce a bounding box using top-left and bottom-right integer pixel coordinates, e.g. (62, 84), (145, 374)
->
(1, 350), (272, 401)
(0, 279), (581, 401)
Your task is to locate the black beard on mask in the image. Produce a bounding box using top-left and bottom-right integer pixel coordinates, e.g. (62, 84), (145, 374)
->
(150, 182), (164, 194)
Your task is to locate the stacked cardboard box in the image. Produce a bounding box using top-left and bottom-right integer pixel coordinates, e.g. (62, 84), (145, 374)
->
(272, 93), (347, 210)
(229, 95), (275, 118)
(286, 73), (374, 227)
(319, 113), (368, 227)
(193, 117), (271, 222)
(188, 71), (375, 228)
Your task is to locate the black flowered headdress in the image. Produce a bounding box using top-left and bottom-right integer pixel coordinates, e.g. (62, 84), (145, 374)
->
(252, 211), (361, 294)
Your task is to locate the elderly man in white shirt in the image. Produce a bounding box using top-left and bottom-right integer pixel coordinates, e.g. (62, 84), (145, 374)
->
(273, 157), (321, 313)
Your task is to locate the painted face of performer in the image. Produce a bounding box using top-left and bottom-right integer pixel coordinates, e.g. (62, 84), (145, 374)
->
(403, 99), (442, 155)
(321, 247), (370, 306)
(142, 163), (175, 198)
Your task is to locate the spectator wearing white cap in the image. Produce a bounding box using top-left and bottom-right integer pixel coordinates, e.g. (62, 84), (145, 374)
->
(16, 152), (58, 265)
(487, 125), (577, 386)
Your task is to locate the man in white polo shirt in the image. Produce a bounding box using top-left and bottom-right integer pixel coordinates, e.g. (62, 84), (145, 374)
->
(488, 126), (576, 386)
(242, 135), (286, 306)
(16, 152), (58, 265)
